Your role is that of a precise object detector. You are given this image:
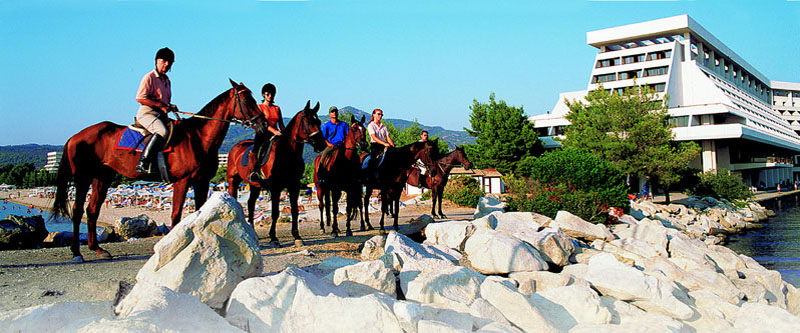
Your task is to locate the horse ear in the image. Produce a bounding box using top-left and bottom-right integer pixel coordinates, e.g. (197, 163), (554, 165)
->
(360, 115), (366, 124)
(313, 102), (320, 113)
(305, 100), (311, 111)
(229, 78), (237, 88)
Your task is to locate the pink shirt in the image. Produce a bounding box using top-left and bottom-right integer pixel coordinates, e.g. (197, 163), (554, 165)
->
(136, 70), (171, 106)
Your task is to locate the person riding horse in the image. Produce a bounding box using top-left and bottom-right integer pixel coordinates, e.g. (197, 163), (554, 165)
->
(248, 83), (285, 184)
(135, 47), (177, 173)
(318, 106), (349, 178)
(364, 108), (394, 183)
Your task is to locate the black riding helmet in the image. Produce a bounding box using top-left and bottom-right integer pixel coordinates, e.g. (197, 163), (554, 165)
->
(262, 83), (276, 97)
(155, 47), (175, 62)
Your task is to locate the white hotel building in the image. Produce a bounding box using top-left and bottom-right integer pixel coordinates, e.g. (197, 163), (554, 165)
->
(531, 15), (800, 190)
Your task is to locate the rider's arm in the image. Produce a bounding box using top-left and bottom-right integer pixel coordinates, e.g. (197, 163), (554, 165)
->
(369, 133), (391, 147)
(136, 98), (171, 113)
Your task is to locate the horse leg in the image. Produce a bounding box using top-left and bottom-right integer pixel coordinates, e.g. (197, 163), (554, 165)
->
(363, 187), (374, 231)
(393, 197), (400, 231)
(70, 178), (90, 262)
(170, 179), (190, 229)
(248, 187), (260, 228)
(430, 188), (438, 218)
(317, 185), (325, 233)
(324, 189), (332, 229)
(378, 195), (387, 234)
(289, 187), (303, 247)
(437, 188), (447, 218)
(268, 187), (281, 247)
(192, 180), (209, 211)
(344, 188), (354, 237)
(86, 176), (112, 259)
(331, 190), (341, 237)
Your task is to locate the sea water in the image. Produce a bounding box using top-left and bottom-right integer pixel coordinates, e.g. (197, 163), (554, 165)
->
(726, 194), (800, 287)
(0, 200), (88, 233)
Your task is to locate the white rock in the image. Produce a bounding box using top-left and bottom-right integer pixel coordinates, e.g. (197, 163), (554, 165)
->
(508, 271), (573, 295)
(463, 227), (548, 274)
(477, 322), (524, 333)
(113, 214), (158, 239)
(584, 253), (694, 320)
(551, 211), (614, 242)
(383, 231), (459, 271)
(112, 284), (242, 332)
(667, 235), (721, 272)
(607, 238), (668, 258)
(479, 276), (560, 332)
(734, 302), (800, 332)
(400, 262), (484, 309)
(532, 284), (612, 329)
(360, 235), (386, 260)
(226, 268), (403, 332)
(471, 213), (498, 229)
(508, 227), (575, 266)
(474, 196), (506, 219)
(424, 221), (474, 250)
(403, 214), (434, 235)
(492, 211), (550, 234)
(393, 300), (424, 333)
(120, 192), (262, 311)
(0, 301), (114, 332)
(611, 223), (668, 253)
(417, 320), (470, 333)
(330, 260), (395, 297)
(469, 298), (511, 327)
(740, 268), (787, 308)
(685, 289), (737, 331)
(318, 256), (360, 271)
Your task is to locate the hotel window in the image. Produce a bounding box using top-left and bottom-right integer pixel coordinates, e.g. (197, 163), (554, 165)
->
(647, 51), (668, 61)
(618, 70), (640, 80)
(665, 50), (672, 58)
(623, 55), (641, 64)
(593, 73), (617, 83)
(668, 116), (689, 127)
(596, 58), (620, 68)
(649, 83), (666, 92)
(645, 66), (668, 77)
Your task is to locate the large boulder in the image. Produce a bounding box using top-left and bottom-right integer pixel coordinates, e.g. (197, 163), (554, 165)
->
(492, 211), (551, 234)
(474, 196), (506, 219)
(112, 284), (243, 332)
(531, 284), (613, 329)
(0, 215), (48, 250)
(0, 301), (115, 332)
(360, 235), (386, 260)
(383, 231), (460, 271)
(551, 211), (614, 242)
(584, 253), (694, 320)
(424, 221), (474, 250)
(118, 192), (262, 312)
(226, 268), (403, 332)
(734, 302), (800, 332)
(399, 261), (484, 309)
(113, 214), (158, 240)
(515, 227), (575, 266)
(463, 227), (548, 274)
(479, 276), (560, 332)
(328, 260), (396, 297)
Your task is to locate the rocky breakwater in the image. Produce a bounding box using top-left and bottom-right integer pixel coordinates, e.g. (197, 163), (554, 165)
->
(3, 194), (799, 332)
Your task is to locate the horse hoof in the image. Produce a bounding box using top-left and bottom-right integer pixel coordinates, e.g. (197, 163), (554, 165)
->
(269, 241), (281, 248)
(71, 256), (84, 263)
(97, 251), (112, 260)
(320, 228), (326, 234)
(440, 214), (447, 219)
(293, 239), (305, 247)
(366, 225), (375, 231)
(345, 230), (353, 237)
(331, 231), (338, 238)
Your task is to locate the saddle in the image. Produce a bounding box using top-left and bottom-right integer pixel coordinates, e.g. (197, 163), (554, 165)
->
(115, 118), (176, 183)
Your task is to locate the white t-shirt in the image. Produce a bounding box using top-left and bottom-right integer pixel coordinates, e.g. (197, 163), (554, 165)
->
(367, 121), (389, 144)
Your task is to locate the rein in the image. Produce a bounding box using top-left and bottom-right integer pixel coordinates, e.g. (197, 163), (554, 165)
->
(168, 88), (263, 129)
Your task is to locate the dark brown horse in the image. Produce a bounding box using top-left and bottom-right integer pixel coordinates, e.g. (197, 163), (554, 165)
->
(363, 141), (436, 232)
(406, 146), (472, 218)
(53, 80), (267, 262)
(227, 101), (326, 247)
(313, 116), (368, 237)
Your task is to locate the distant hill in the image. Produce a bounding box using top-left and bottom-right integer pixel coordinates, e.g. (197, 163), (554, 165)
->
(1, 108), (474, 168)
(0, 144), (62, 168)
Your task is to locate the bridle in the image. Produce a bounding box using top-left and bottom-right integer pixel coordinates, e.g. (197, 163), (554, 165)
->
(169, 87), (264, 131)
(285, 111), (321, 146)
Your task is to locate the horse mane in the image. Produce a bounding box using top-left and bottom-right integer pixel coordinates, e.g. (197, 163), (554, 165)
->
(180, 88), (234, 129)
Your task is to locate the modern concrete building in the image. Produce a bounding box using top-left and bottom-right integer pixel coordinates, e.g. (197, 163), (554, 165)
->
(43, 151), (62, 173)
(531, 15), (800, 190)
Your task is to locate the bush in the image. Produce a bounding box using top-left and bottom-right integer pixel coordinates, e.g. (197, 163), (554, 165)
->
(443, 176), (485, 208)
(420, 190), (432, 201)
(686, 169), (753, 201)
(507, 148), (629, 224)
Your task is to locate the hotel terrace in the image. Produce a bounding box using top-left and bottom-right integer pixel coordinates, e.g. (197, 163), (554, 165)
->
(531, 15), (800, 190)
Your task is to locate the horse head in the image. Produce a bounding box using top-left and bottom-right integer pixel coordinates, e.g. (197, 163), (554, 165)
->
(226, 79), (268, 134)
(293, 100), (327, 152)
(453, 145), (473, 170)
(349, 115), (368, 151)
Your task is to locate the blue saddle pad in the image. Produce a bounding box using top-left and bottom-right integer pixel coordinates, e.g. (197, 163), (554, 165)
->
(115, 128), (172, 152)
(241, 146), (254, 167)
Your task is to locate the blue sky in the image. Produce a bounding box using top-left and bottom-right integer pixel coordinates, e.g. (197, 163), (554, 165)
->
(1, 0), (799, 145)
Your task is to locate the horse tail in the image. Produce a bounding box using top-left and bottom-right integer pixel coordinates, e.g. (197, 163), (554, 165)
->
(52, 144), (73, 220)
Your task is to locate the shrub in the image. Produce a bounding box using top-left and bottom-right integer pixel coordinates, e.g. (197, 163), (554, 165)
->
(420, 190), (432, 201)
(686, 169), (753, 201)
(443, 176), (485, 208)
(507, 148), (629, 224)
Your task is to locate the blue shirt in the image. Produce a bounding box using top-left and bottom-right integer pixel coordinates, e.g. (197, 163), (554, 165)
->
(321, 121), (349, 145)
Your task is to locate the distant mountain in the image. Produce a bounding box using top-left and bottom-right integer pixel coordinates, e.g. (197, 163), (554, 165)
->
(0, 144), (62, 168)
(1, 109), (474, 168)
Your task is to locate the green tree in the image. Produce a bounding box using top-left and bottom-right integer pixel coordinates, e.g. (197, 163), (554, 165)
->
(300, 163), (314, 185)
(210, 166), (227, 185)
(563, 85), (700, 202)
(464, 93), (542, 174)
(386, 120), (450, 154)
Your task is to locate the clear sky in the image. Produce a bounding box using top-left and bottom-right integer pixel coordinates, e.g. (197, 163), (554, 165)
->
(1, 0), (799, 145)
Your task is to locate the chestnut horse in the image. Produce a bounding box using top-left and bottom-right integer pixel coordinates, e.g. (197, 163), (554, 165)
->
(226, 101), (326, 247)
(363, 140), (436, 232)
(406, 146), (472, 218)
(53, 80), (267, 262)
(313, 116), (368, 237)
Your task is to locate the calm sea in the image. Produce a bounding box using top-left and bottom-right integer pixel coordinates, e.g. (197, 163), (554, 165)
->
(725, 194), (800, 287)
(0, 200), (87, 233)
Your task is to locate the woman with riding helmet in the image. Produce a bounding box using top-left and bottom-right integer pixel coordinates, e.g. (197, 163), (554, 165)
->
(248, 83), (285, 183)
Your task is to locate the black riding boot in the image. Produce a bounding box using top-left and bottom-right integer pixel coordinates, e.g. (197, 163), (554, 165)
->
(249, 137), (274, 183)
(136, 134), (164, 173)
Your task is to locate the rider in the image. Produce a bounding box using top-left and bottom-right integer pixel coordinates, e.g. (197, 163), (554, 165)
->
(365, 108), (394, 182)
(419, 130), (428, 142)
(135, 47), (177, 173)
(319, 106), (349, 168)
(248, 83), (284, 184)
